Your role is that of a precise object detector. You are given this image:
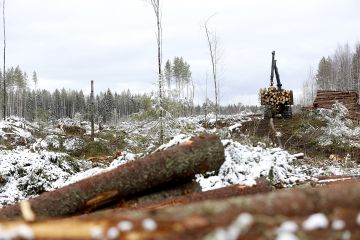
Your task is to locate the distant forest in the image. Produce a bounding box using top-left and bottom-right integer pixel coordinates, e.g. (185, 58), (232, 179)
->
(302, 42), (360, 105)
(0, 65), (258, 124)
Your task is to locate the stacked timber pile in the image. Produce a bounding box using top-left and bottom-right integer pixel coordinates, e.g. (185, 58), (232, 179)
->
(313, 90), (360, 121)
(313, 90), (360, 111)
(260, 86), (293, 109)
(1, 134), (360, 239)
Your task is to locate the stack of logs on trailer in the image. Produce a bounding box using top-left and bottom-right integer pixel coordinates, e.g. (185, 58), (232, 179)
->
(313, 90), (360, 122)
(260, 86), (293, 109)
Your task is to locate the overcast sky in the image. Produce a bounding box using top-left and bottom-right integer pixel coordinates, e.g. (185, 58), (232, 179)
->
(5, 0), (360, 105)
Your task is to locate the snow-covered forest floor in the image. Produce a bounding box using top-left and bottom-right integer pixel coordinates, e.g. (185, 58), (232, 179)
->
(1, 102), (360, 207)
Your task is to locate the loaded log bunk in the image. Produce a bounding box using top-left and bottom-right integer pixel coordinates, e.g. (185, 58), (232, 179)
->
(260, 51), (293, 119)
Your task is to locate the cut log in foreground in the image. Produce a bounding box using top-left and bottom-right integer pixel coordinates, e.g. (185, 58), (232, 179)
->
(112, 180), (202, 209)
(1, 182), (360, 239)
(124, 177), (272, 211)
(0, 134), (225, 220)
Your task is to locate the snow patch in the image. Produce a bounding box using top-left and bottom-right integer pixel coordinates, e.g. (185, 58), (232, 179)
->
(228, 123), (242, 132)
(110, 151), (138, 168)
(0, 224), (34, 240)
(302, 213), (328, 231)
(197, 139), (309, 191)
(331, 219), (345, 230)
(316, 102), (360, 147)
(155, 134), (192, 152)
(0, 149), (90, 206)
(276, 221), (298, 233)
(63, 137), (84, 151)
(142, 218), (157, 231)
(275, 221), (299, 240)
(107, 227), (119, 239)
(90, 226), (103, 240)
(213, 213), (253, 240)
(117, 221), (133, 232)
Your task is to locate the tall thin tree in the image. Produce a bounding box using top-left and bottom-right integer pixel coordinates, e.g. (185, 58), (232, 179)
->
(32, 71), (38, 120)
(204, 16), (220, 126)
(90, 80), (95, 141)
(2, 0), (5, 120)
(149, 0), (164, 144)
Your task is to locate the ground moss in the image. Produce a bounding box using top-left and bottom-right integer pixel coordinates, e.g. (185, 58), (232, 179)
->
(71, 141), (111, 158)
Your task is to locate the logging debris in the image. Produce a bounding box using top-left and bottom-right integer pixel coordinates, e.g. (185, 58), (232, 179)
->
(0, 134), (225, 220)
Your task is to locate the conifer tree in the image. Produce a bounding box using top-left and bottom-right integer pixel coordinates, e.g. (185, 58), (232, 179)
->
(164, 59), (172, 93)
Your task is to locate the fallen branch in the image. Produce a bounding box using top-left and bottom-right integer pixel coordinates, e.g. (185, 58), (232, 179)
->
(0, 134), (225, 220)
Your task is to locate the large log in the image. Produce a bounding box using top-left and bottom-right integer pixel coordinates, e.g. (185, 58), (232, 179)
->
(128, 177), (272, 211)
(112, 181), (201, 209)
(0, 134), (225, 220)
(2, 182), (360, 239)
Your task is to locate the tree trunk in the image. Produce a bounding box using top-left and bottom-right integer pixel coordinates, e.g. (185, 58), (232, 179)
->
(2, 182), (360, 239)
(2, 0), (5, 120)
(127, 177), (271, 211)
(0, 134), (224, 220)
(112, 181), (201, 209)
(90, 80), (95, 141)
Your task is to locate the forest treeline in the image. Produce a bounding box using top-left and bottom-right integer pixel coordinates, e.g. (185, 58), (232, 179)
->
(0, 65), (256, 124)
(301, 42), (360, 105)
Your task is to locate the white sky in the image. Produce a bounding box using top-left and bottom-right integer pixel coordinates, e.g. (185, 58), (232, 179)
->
(5, 0), (360, 105)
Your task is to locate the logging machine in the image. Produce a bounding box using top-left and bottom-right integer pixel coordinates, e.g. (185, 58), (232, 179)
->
(260, 51), (293, 119)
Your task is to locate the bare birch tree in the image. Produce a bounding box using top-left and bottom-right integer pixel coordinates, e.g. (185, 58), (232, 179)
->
(204, 16), (220, 125)
(352, 43), (360, 101)
(148, 0), (164, 144)
(301, 67), (317, 106)
(2, 0), (5, 120)
(333, 43), (352, 90)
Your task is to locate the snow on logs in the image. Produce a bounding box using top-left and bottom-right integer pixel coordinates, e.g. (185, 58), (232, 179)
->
(1, 182), (360, 239)
(0, 134), (225, 220)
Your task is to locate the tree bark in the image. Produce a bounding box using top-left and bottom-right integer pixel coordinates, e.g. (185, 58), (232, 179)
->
(128, 177), (271, 211)
(2, 182), (360, 239)
(0, 134), (224, 220)
(112, 181), (201, 209)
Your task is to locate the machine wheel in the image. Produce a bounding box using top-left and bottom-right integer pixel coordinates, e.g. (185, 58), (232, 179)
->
(282, 105), (292, 119)
(264, 106), (274, 119)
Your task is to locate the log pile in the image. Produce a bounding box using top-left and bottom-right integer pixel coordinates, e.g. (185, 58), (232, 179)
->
(313, 90), (360, 121)
(1, 181), (360, 239)
(313, 90), (360, 111)
(260, 86), (293, 108)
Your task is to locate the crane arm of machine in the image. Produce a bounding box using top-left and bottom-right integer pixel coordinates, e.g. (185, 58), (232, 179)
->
(270, 51), (282, 91)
